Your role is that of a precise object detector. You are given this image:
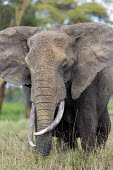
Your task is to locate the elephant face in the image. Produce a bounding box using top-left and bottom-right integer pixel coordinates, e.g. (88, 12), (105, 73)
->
(0, 22), (113, 156)
(25, 31), (78, 156)
(26, 31), (77, 103)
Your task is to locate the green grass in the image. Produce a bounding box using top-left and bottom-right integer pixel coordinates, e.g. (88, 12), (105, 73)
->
(0, 116), (113, 170)
(0, 102), (26, 121)
(108, 100), (113, 111)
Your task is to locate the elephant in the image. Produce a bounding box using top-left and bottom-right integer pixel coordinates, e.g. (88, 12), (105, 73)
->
(0, 22), (113, 156)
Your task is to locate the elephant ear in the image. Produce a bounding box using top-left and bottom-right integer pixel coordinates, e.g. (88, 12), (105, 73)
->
(0, 26), (41, 86)
(62, 23), (113, 100)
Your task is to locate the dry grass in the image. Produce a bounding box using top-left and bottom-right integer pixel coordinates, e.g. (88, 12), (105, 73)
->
(0, 116), (113, 170)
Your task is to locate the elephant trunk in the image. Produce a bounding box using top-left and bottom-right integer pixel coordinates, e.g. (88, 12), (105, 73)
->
(35, 95), (56, 156)
(34, 100), (65, 135)
(32, 74), (58, 156)
(28, 101), (65, 151)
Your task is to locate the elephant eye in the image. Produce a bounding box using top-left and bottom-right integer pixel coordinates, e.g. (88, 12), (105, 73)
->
(62, 60), (68, 71)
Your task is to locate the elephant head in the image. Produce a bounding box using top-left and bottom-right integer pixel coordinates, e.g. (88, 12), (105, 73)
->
(0, 22), (113, 156)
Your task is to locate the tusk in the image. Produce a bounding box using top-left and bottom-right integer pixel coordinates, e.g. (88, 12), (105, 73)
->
(28, 103), (36, 147)
(34, 100), (65, 136)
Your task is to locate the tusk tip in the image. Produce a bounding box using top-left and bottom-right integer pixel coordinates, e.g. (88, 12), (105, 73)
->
(28, 141), (36, 147)
(34, 132), (43, 136)
(34, 132), (37, 136)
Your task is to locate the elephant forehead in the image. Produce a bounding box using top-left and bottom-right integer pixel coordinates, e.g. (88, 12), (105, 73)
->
(30, 31), (70, 48)
(27, 32), (70, 61)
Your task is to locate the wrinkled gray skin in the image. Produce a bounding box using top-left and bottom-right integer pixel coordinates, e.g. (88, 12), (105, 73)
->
(0, 23), (113, 156)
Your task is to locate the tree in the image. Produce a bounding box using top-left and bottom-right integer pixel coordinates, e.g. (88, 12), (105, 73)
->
(0, 4), (14, 30)
(35, 0), (110, 28)
(94, 0), (113, 24)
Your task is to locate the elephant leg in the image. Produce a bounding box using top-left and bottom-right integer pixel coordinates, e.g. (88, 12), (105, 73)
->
(97, 108), (111, 147)
(54, 119), (78, 149)
(77, 84), (98, 152)
(62, 124), (78, 149)
(65, 135), (78, 150)
(54, 97), (78, 149)
(62, 107), (78, 149)
(78, 114), (97, 152)
(61, 117), (78, 149)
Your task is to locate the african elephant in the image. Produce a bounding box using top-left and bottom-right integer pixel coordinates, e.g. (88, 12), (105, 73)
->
(0, 22), (113, 156)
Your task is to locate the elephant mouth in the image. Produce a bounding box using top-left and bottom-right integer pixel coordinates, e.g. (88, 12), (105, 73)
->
(28, 100), (65, 147)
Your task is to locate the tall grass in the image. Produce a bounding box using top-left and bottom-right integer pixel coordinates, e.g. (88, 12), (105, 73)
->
(0, 101), (113, 169)
(0, 116), (113, 169)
